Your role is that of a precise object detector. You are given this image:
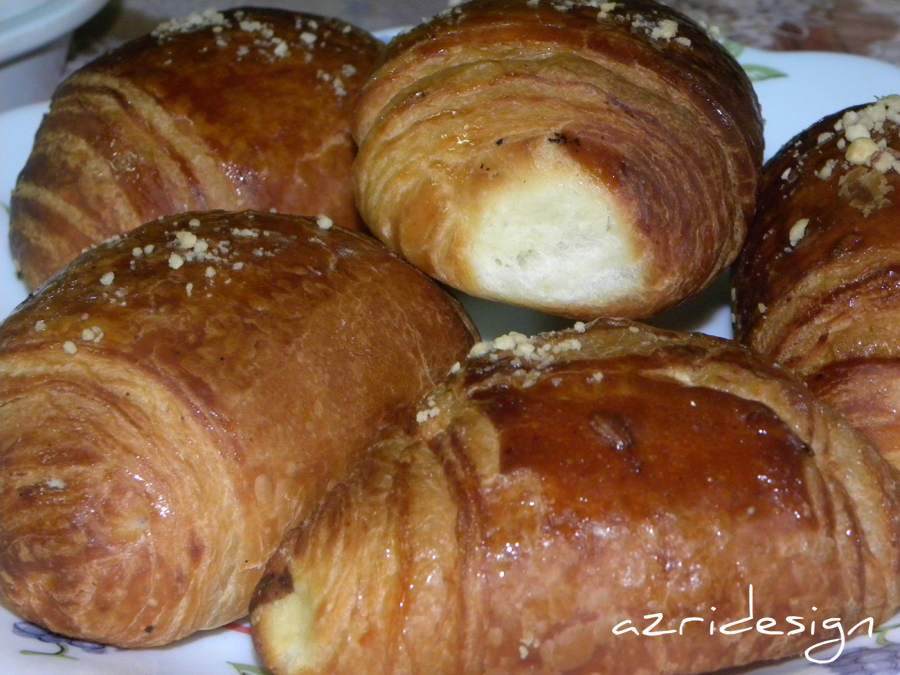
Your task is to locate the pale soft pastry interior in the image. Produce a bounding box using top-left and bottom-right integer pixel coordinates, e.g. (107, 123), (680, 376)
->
(464, 139), (641, 310)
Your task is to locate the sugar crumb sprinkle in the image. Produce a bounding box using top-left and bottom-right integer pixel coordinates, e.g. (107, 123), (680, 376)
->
(415, 396), (441, 423)
(788, 218), (810, 247)
(468, 330), (583, 368)
(153, 9), (231, 39)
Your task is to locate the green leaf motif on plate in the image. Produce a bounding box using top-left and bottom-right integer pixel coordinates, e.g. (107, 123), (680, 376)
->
(723, 39), (746, 59)
(20, 643), (77, 660)
(875, 619), (900, 647)
(742, 64), (789, 82)
(227, 662), (275, 675)
(721, 39), (789, 82)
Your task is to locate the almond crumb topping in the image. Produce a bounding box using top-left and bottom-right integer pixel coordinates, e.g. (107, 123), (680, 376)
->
(597, 2), (618, 19)
(79, 326), (104, 343)
(232, 228), (260, 238)
(788, 218), (810, 247)
(810, 96), (900, 215)
(846, 137), (880, 165)
(153, 9), (230, 39)
(175, 231), (199, 249)
(415, 395), (441, 423)
(469, 330), (583, 367)
(650, 18), (679, 40)
(817, 159), (837, 180)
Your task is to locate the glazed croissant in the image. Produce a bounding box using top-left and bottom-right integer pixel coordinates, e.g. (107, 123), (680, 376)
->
(733, 95), (900, 469)
(0, 210), (476, 648)
(9, 7), (383, 290)
(351, 0), (763, 320)
(250, 319), (900, 675)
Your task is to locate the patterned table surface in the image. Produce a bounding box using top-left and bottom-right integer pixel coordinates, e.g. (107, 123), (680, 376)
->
(68, 0), (900, 72)
(10, 2), (900, 675)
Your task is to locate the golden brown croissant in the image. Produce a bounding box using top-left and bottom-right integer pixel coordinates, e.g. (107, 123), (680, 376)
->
(351, 0), (763, 320)
(9, 7), (383, 290)
(0, 209), (476, 648)
(250, 319), (900, 675)
(733, 95), (900, 469)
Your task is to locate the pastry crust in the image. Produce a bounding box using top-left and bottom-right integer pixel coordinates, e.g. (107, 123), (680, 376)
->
(733, 95), (900, 468)
(352, 0), (763, 319)
(0, 210), (476, 647)
(9, 7), (383, 290)
(250, 319), (900, 675)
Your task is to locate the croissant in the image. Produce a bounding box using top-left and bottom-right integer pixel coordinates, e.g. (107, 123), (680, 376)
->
(351, 0), (764, 320)
(9, 7), (383, 290)
(0, 209), (476, 648)
(250, 319), (900, 675)
(732, 95), (900, 469)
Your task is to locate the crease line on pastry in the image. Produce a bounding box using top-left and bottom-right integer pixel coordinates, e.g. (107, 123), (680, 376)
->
(59, 73), (247, 209)
(425, 419), (489, 673)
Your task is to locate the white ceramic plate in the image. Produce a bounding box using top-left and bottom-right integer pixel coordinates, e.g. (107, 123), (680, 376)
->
(0, 0), (109, 112)
(0, 0), (107, 62)
(3, 41), (900, 675)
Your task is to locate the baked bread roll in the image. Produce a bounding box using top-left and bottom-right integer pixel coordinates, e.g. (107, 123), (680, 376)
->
(9, 7), (383, 290)
(250, 319), (900, 675)
(351, 0), (764, 320)
(733, 95), (900, 469)
(0, 209), (476, 648)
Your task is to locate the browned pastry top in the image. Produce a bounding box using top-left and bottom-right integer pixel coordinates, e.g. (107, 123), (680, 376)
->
(731, 95), (900, 470)
(98, 8), (378, 214)
(473, 360), (812, 527)
(0, 209), (476, 647)
(358, 0), (762, 163)
(10, 7), (383, 289)
(251, 320), (900, 675)
(351, 0), (763, 319)
(733, 95), (900, 371)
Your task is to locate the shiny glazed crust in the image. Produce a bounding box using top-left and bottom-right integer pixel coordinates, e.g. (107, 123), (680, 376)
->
(733, 96), (900, 468)
(0, 210), (477, 647)
(250, 319), (900, 675)
(351, 0), (763, 319)
(9, 7), (383, 290)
